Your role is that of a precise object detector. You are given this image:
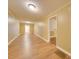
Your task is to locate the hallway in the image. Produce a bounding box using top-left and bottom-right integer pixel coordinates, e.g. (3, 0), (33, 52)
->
(8, 0), (71, 59)
(8, 34), (70, 59)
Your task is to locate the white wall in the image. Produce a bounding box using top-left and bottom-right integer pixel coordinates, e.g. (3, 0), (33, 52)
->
(49, 17), (57, 31)
(34, 22), (45, 36)
(56, 5), (71, 54)
(34, 21), (49, 42)
(8, 16), (19, 42)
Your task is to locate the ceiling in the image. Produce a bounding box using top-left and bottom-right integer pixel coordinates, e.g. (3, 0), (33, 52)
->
(8, 0), (70, 22)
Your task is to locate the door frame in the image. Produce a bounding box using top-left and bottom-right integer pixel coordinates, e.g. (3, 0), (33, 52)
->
(48, 15), (57, 43)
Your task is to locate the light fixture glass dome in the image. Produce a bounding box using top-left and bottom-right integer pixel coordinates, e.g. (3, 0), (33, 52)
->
(25, 2), (38, 12)
(28, 4), (36, 9)
(28, 3), (37, 11)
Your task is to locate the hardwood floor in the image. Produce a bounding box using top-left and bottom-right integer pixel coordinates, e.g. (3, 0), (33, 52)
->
(8, 33), (70, 59)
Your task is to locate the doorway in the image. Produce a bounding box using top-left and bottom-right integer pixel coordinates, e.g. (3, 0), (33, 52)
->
(48, 16), (57, 45)
(25, 24), (30, 34)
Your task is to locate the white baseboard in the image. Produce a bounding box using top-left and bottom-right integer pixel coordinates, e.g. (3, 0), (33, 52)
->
(8, 34), (20, 46)
(56, 46), (71, 56)
(34, 33), (49, 43)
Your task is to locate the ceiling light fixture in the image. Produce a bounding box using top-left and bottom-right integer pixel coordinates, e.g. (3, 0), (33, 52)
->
(25, 2), (38, 12)
(28, 4), (36, 10)
(28, 3), (38, 11)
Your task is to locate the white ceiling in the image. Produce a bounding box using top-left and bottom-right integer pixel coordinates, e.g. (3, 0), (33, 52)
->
(8, 0), (70, 21)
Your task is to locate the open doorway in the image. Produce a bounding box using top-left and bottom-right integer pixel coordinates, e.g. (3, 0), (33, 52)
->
(48, 16), (57, 45)
(25, 24), (30, 34)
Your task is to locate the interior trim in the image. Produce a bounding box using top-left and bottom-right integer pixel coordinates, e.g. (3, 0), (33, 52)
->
(34, 33), (49, 43)
(56, 45), (71, 56)
(8, 34), (20, 46)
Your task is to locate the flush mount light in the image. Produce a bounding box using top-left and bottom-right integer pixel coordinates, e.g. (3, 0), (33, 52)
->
(25, 2), (38, 12)
(28, 4), (36, 10)
(28, 3), (38, 11)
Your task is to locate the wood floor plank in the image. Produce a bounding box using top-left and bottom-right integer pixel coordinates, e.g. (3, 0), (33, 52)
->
(8, 34), (70, 59)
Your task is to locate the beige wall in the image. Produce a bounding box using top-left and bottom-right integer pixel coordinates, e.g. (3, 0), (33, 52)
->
(20, 23), (34, 35)
(48, 4), (71, 53)
(30, 24), (34, 34)
(34, 19), (49, 41)
(19, 23), (25, 35)
(8, 16), (19, 42)
(57, 5), (71, 53)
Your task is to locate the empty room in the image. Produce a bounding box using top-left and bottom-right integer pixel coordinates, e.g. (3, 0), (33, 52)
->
(8, 0), (71, 59)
